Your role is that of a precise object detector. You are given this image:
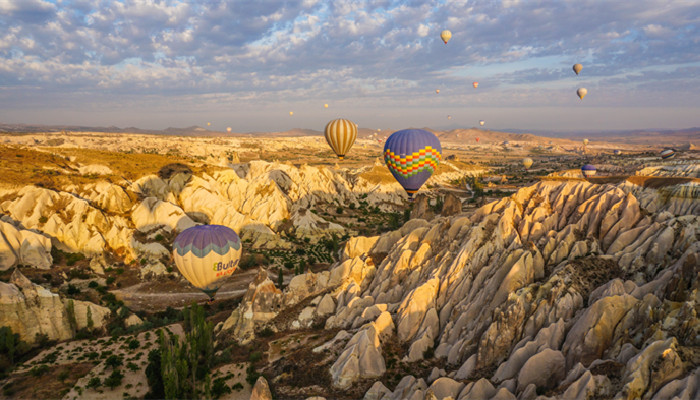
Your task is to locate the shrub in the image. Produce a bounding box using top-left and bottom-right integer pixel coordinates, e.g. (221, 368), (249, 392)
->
(104, 369), (124, 389)
(248, 351), (262, 363)
(66, 284), (81, 295)
(231, 382), (243, 391)
(58, 370), (70, 382)
(127, 339), (139, 350)
(88, 281), (99, 289)
(86, 377), (101, 389)
(105, 354), (123, 369)
(30, 364), (50, 377)
(211, 377), (231, 399)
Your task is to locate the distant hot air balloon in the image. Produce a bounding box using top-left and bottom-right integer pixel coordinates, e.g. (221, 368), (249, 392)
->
(660, 149), (676, 160)
(479, 120), (485, 126)
(207, 122), (211, 127)
(475, 137), (480, 143)
(324, 104), (329, 108)
(226, 127), (232, 133)
(435, 89), (440, 94)
(522, 157), (533, 170)
(573, 64), (583, 75)
(172, 225), (242, 300)
(384, 129), (442, 200)
(447, 115), (452, 120)
(289, 111), (294, 116)
(324, 118), (357, 160)
(503, 140), (510, 147)
(613, 150), (622, 156)
(440, 30), (452, 44)
(473, 82), (479, 88)
(583, 138), (589, 146)
(581, 164), (596, 178)
(577, 88), (587, 100)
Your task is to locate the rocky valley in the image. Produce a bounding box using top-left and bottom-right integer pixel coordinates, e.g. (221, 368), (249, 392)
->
(0, 130), (697, 400)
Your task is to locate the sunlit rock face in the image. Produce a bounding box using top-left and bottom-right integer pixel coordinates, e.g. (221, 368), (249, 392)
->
(0, 270), (109, 344)
(228, 178), (699, 398)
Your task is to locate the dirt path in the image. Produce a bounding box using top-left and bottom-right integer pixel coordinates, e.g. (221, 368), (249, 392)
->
(113, 268), (261, 311)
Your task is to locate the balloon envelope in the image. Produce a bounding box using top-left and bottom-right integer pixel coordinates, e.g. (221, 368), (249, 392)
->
(324, 118), (358, 160)
(523, 158), (533, 169)
(479, 120), (485, 126)
(573, 64), (583, 75)
(581, 164), (596, 178)
(207, 122), (211, 126)
(384, 129), (442, 199)
(324, 104), (329, 108)
(289, 111), (294, 116)
(172, 225), (242, 298)
(226, 127), (232, 133)
(435, 89), (440, 94)
(583, 138), (589, 146)
(577, 88), (587, 100)
(660, 149), (676, 159)
(440, 30), (452, 44)
(473, 82), (479, 88)
(613, 150), (622, 155)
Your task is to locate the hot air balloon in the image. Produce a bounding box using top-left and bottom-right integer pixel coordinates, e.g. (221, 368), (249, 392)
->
(613, 150), (622, 156)
(440, 30), (452, 44)
(289, 111), (294, 116)
(447, 115), (452, 120)
(577, 88), (587, 100)
(479, 120), (485, 126)
(172, 225), (242, 300)
(473, 82), (479, 88)
(581, 164), (596, 178)
(660, 149), (676, 160)
(435, 89), (440, 94)
(226, 127), (232, 133)
(384, 129), (442, 200)
(583, 138), (589, 146)
(503, 140), (510, 147)
(324, 118), (357, 160)
(573, 64), (583, 75)
(207, 122), (211, 126)
(475, 137), (480, 143)
(522, 157), (533, 170)
(324, 104), (329, 108)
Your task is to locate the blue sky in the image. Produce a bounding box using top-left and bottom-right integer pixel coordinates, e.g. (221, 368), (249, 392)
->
(1, 0), (699, 133)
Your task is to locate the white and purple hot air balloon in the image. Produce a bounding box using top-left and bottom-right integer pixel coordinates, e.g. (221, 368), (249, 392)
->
(172, 225), (242, 299)
(581, 164), (596, 178)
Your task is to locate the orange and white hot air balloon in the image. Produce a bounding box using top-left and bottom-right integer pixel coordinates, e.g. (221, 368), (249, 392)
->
(473, 82), (479, 88)
(577, 88), (587, 100)
(440, 30), (452, 44)
(324, 118), (357, 160)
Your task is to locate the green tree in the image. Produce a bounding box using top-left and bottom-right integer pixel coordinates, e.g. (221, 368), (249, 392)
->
(277, 269), (283, 289)
(66, 300), (77, 333)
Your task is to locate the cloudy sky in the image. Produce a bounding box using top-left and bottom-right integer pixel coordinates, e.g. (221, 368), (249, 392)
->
(1, 0), (699, 133)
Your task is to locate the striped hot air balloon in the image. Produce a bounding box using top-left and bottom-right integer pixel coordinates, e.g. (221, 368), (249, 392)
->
(384, 129), (442, 199)
(660, 149), (676, 160)
(172, 225), (242, 299)
(324, 118), (357, 160)
(581, 164), (596, 178)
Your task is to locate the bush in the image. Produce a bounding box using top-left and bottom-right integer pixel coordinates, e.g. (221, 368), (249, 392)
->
(231, 382), (243, 391)
(88, 281), (99, 289)
(245, 364), (260, 386)
(127, 338), (140, 350)
(105, 354), (123, 369)
(211, 377), (231, 399)
(86, 377), (101, 389)
(104, 369), (123, 389)
(30, 364), (50, 377)
(248, 351), (262, 363)
(66, 284), (81, 295)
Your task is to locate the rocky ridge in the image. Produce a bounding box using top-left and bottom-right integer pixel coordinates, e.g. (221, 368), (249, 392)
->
(222, 177), (699, 399)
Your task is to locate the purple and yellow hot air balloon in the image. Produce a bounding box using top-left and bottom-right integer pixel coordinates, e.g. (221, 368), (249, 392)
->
(384, 129), (442, 200)
(172, 225), (242, 299)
